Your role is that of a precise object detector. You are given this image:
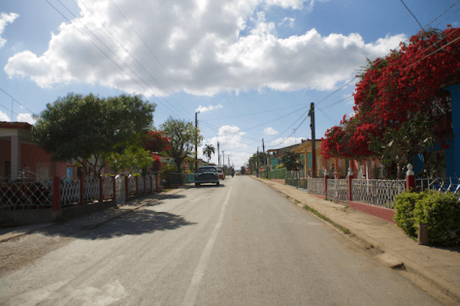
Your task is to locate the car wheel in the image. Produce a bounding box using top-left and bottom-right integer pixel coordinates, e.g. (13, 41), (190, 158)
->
(216, 182), (220, 186)
(195, 183), (200, 187)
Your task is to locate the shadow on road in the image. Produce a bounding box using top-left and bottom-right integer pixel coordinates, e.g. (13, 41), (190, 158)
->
(85, 210), (197, 240)
(33, 199), (196, 240)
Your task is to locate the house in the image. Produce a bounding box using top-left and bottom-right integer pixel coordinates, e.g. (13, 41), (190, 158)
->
(290, 139), (349, 178)
(266, 143), (300, 170)
(0, 122), (73, 183)
(440, 81), (459, 178)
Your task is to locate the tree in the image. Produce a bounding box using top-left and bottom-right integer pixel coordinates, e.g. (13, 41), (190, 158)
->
(248, 154), (260, 174)
(160, 117), (203, 173)
(322, 26), (458, 176)
(105, 145), (154, 175)
(281, 152), (301, 171)
(144, 130), (171, 154)
(202, 144), (215, 163)
(32, 93), (155, 175)
(143, 130), (171, 171)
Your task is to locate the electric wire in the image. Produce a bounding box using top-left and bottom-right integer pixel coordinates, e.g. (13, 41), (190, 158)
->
(0, 87), (38, 117)
(399, 0), (424, 31)
(73, 0), (193, 119)
(108, 0), (198, 113)
(48, 0), (189, 119)
(424, 0), (460, 30)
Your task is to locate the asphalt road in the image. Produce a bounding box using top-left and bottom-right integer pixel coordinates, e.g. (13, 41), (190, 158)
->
(0, 176), (443, 305)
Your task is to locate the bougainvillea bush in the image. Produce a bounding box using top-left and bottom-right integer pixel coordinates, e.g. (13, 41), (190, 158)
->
(322, 26), (459, 177)
(144, 131), (171, 171)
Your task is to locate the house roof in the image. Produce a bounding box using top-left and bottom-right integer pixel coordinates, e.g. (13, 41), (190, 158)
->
(0, 122), (33, 130)
(290, 139), (322, 154)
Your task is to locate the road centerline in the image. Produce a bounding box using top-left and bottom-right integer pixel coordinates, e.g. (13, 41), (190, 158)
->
(182, 186), (233, 306)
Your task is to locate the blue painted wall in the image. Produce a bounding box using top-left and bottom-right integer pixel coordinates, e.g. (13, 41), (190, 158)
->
(445, 83), (460, 178)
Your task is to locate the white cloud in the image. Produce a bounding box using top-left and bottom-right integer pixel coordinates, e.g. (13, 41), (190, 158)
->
(4, 1), (405, 96)
(0, 12), (19, 49)
(270, 136), (303, 147)
(0, 111), (10, 121)
(209, 125), (248, 149)
(264, 127), (278, 135)
(196, 104), (223, 113)
(16, 113), (36, 125)
(279, 17), (295, 28)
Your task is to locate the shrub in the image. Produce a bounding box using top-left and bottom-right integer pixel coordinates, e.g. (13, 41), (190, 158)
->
(394, 192), (424, 238)
(414, 191), (460, 246)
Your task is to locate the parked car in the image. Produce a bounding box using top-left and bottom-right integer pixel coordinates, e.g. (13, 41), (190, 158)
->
(217, 167), (225, 180)
(195, 166), (219, 187)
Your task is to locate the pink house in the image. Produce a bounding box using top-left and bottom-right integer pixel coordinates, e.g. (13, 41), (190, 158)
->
(0, 122), (73, 183)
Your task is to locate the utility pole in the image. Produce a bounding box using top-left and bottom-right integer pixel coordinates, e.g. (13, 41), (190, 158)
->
(195, 111), (199, 172)
(308, 102), (316, 177)
(217, 142), (220, 166)
(262, 138), (265, 166)
(222, 151), (225, 167)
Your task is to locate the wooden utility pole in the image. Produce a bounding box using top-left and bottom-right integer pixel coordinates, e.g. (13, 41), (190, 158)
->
(217, 142), (220, 166)
(195, 111), (199, 172)
(308, 102), (316, 177)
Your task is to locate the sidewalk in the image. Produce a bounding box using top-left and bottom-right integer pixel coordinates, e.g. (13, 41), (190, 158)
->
(0, 184), (193, 243)
(253, 176), (460, 306)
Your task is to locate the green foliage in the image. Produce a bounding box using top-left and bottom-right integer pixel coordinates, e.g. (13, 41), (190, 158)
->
(394, 192), (423, 238)
(32, 93), (155, 175)
(395, 191), (460, 246)
(161, 163), (178, 186)
(414, 191), (460, 246)
(280, 152), (301, 171)
(268, 168), (287, 179)
(161, 117), (203, 173)
(105, 145), (153, 174)
(202, 144), (215, 162)
(369, 114), (437, 178)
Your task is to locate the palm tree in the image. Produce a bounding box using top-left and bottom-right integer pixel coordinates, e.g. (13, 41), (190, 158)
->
(203, 144), (215, 163)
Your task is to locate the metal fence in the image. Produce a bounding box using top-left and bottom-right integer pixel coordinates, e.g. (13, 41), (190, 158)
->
(352, 179), (405, 209)
(327, 179), (348, 203)
(0, 179), (53, 210)
(306, 177), (406, 209)
(267, 168), (287, 180)
(307, 178), (326, 197)
(0, 174), (159, 210)
(416, 177), (460, 195)
(285, 171), (308, 190)
(168, 173), (195, 185)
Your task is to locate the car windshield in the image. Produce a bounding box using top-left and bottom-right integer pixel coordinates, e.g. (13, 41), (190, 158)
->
(199, 168), (216, 173)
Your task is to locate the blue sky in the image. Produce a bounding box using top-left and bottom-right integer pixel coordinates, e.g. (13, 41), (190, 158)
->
(0, 0), (459, 168)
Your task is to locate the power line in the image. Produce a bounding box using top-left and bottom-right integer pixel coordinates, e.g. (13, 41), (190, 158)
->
(47, 0), (190, 119)
(0, 87), (37, 116)
(399, 0), (424, 31)
(74, 0), (193, 119)
(424, 0), (460, 30)
(200, 102), (309, 122)
(108, 0), (198, 113)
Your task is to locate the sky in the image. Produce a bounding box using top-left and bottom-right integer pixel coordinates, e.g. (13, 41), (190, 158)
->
(0, 0), (459, 169)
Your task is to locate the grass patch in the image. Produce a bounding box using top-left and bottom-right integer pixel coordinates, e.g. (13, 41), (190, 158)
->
(303, 205), (351, 235)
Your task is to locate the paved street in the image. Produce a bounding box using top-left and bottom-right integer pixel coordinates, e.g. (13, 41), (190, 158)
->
(0, 176), (443, 305)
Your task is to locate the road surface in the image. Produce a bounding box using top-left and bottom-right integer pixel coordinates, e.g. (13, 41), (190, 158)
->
(0, 176), (442, 305)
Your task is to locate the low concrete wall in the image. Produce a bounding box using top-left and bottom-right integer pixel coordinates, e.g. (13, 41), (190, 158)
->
(0, 201), (118, 227)
(349, 201), (396, 224)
